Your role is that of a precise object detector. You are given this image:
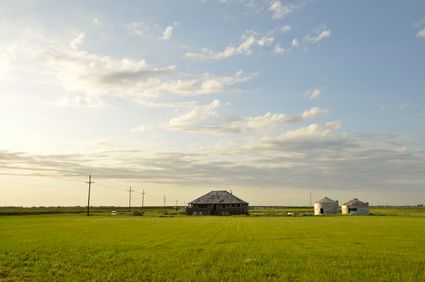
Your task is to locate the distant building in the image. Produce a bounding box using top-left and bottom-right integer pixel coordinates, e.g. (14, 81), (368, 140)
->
(341, 198), (369, 215)
(186, 190), (249, 216)
(314, 197), (339, 215)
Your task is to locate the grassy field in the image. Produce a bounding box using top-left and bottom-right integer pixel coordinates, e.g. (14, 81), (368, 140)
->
(0, 215), (424, 281)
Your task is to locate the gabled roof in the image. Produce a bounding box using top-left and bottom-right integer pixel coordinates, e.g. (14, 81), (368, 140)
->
(315, 197), (338, 204)
(343, 198), (368, 206)
(189, 191), (248, 205)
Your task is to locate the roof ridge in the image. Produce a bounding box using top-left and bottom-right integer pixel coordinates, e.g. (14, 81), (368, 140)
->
(189, 190), (248, 205)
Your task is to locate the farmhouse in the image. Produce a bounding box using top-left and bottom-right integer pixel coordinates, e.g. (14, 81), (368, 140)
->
(341, 198), (369, 215)
(186, 190), (249, 216)
(314, 197), (339, 215)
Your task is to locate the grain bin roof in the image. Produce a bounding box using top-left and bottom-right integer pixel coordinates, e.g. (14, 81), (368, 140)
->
(315, 197), (337, 204)
(189, 191), (248, 205)
(343, 198), (368, 206)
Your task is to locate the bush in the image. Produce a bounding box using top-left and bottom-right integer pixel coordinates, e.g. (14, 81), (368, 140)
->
(132, 210), (144, 216)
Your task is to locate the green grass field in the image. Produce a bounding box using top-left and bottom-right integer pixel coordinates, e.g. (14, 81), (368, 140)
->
(1, 215), (424, 281)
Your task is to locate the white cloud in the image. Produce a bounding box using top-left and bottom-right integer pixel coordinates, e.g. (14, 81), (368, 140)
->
(274, 43), (285, 55)
(287, 27), (330, 50)
(54, 93), (101, 107)
(39, 38), (253, 104)
(257, 36), (274, 46)
(45, 50), (173, 95)
(279, 121), (341, 141)
(168, 106), (329, 134)
(131, 125), (153, 133)
(301, 107), (328, 120)
(0, 56), (10, 75)
(306, 88), (321, 100)
(291, 38), (300, 48)
(304, 25), (331, 44)
(1, 32), (253, 108)
(379, 102), (416, 113)
(161, 26), (174, 40)
(3, 133), (425, 201)
(167, 99), (220, 129)
(185, 32), (275, 60)
(232, 107), (328, 131)
(70, 32), (85, 49)
(282, 25), (292, 33)
(400, 102), (413, 111)
(135, 100), (198, 108)
(237, 112), (289, 129)
(236, 35), (257, 54)
(269, 0), (296, 19)
(92, 18), (100, 25)
(152, 71), (253, 96)
(128, 22), (145, 36)
(417, 28), (425, 39)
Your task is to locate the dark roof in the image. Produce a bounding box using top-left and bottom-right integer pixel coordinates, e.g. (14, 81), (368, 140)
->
(343, 198), (368, 206)
(315, 196), (338, 204)
(189, 191), (248, 205)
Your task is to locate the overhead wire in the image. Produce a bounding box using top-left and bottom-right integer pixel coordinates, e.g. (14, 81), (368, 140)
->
(3, 176), (184, 207)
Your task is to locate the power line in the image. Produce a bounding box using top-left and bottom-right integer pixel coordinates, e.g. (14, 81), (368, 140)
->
(1, 179), (86, 191)
(95, 182), (128, 192)
(145, 193), (162, 199)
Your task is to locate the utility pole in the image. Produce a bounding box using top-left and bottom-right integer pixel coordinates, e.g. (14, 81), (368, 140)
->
(163, 195), (166, 210)
(175, 199), (178, 210)
(86, 175), (94, 216)
(128, 186), (132, 215)
(141, 189), (145, 213)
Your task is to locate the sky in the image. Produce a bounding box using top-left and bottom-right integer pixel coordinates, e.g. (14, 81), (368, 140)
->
(1, 0), (425, 207)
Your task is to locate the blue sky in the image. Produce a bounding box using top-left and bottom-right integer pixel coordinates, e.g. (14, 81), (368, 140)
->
(0, 0), (424, 206)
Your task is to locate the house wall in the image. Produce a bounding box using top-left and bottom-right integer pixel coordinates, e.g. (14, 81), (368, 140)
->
(314, 202), (339, 215)
(341, 205), (369, 215)
(186, 204), (248, 215)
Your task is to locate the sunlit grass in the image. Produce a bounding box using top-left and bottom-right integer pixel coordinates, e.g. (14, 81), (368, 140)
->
(0, 215), (424, 281)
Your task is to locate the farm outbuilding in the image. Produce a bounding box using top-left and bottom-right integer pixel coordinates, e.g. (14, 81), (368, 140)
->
(341, 198), (369, 215)
(314, 197), (339, 215)
(186, 190), (249, 216)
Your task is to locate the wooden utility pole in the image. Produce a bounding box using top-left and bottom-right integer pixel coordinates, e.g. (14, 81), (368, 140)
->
(163, 195), (166, 210)
(141, 189), (145, 213)
(128, 186), (132, 214)
(86, 175), (94, 216)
